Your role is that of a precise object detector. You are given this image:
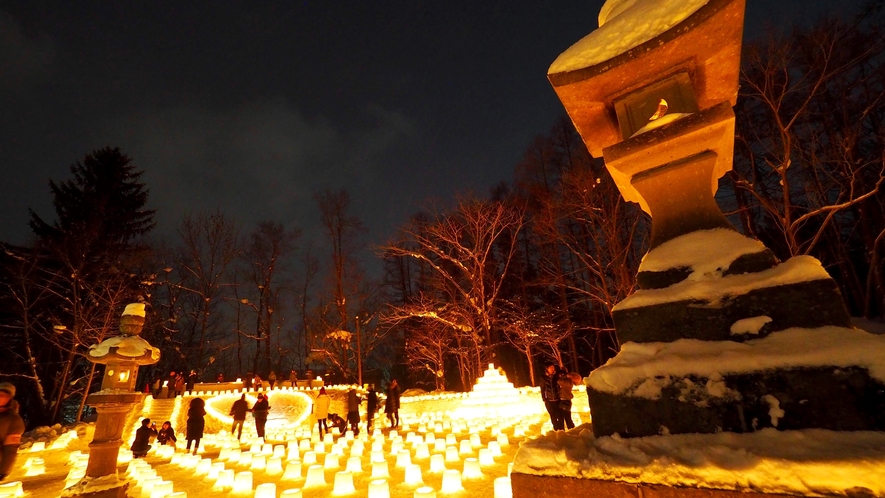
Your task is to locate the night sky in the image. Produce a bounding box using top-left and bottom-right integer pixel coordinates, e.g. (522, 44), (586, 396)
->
(0, 0), (868, 257)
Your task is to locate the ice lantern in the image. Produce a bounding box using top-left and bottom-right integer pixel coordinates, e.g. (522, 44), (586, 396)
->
(547, 0), (746, 251)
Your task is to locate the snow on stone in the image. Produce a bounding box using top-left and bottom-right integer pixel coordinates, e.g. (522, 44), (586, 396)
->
(549, 0), (710, 74)
(123, 303), (146, 317)
(88, 335), (160, 360)
(586, 326), (885, 395)
(616, 255), (830, 311)
(631, 112), (693, 136)
(762, 395), (784, 428)
(730, 316), (771, 336)
(513, 427), (885, 496)
(638, 229), (768, 278)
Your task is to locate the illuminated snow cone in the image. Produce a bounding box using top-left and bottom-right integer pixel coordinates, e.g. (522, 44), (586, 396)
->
(440, 469), (464, 493)
(332, 471), (355, 495)
(414, 487), (436, 498)
(494, 477), (513, 498)
(304, 465), (326, 488)
(232, 471), (253, 495)
(368, 479), (390, 498)
(255, 483), (276, 498)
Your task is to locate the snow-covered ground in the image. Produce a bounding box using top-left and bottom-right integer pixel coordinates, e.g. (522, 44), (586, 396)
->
(6, 366), (590, 498)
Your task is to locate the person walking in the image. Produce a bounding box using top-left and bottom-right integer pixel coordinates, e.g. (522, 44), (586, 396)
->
(252, 393), (270, 439)
(253, 373), (263, 391)
(157, 421), (177, 448)
(346, 388), (361, 435)
(229, 394), (251, 440)
(541, 363), (563, 430)
(186, 370), (198, 394)
(313, 387), (331, 437)
(0, 383), (25, 481)
(385, 380), (401, 428)
(152, 375), (163, 399)
(244, 372), (253, 391)
(185, 398), (206, 454)
(167, 371), (177, 398)
(267, 371), (277, 390)
(366, 385), (378, 432)
(288, 369), (297, 386)
(130, 418), (157, 458)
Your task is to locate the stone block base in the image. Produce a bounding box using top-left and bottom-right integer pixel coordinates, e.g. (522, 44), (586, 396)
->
(511, 473), (820, 498)
(589, 366), (885, 438)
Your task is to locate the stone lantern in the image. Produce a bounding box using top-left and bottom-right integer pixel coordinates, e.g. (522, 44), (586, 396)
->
(545, 0), (883, 440)
(64, 303), (160, 498)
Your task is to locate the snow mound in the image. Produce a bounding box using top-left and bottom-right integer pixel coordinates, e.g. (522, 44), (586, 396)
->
(513, 427), (885, 496)
(616, 255), (830, 311)
(586, 326), (885, 395)
(638, 229), (768, 278)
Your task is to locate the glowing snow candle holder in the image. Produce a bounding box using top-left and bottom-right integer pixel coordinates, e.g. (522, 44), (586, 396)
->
(140, 477), (163, 498)
(345, 456), (362, 473)
(497, 433), (509, 447)
(396, 450), (412, 468)
(469, 433), (481, 448)
(404, 464), (424, 486)
(195, 457), (212, 475)
(440, 469), (464, 493)
(350, 440), (364, 457)
(488, 441), (502, 457)
(266, 456), (283, 475)
(478, 448), (494, 466)
(494, 477), (512, 498)
(304, 464), (326, 488)
(389, 440), (403, 455)
(429, 454), (446, 474)
(282, 460), (302, 480)
(423, 433), (435, 444)
(458, 440), (473, 455)
(368, 479), (390, 498)
(314, 442), (326, 454)
(228, 449), (242, 462)
(414, 486), (436, 498)
(332, 471), (355, 495)
(414, 443), (430, 460)
(209, 462), (226, 479)
(238, 451), (253, 467)
(29, 442), (45, 452)
(324, 454), (340, 469)
(273, 445), (286, 458)
(0, 482), (23, 497)
(280, 488), (303, 497)
(213, 469), (235, 490)
(445, 434), (456, 446)
(444, 446), (460, 463)
(255, 483), (276, 498)
(299, 439), (311, 451)
(433, 438), (446, 453)
(389, 430), (399, 440)
(233, 471), (253, 494)
(249, 443), (261, 454)
(370, 450), (385, 463)
(371, 460), (390, 479)
(251, 454), (267, 471)
(24, 458), (44, 476)
(462, 458), (483, 479)
(371, 440), (383, 452)
(286, 445), (299, 461)
(261, 443), (273, 455)
(302, 450), (317, 465)
(323, 433), (334, 445)
(150, 480), (173, 498)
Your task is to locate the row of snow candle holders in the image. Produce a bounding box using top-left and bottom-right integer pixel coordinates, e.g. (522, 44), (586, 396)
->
(121, 421), (520, 498)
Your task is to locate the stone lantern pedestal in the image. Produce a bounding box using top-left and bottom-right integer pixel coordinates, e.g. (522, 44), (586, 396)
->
(64, 304), (159, 498)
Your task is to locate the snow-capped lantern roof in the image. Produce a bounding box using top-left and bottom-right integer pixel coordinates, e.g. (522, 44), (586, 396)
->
(547, 0), (745, 158)
(87, 303), (160, 366)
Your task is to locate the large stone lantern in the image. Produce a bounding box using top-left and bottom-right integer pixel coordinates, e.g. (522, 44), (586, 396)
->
(64, 303), (160, 498)
(545, 0), (883, 439)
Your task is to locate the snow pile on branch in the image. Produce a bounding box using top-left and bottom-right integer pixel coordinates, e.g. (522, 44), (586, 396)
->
(513, 427), (885, 496)
(638, 229), (768, 278)
(549, 0), (710, 74)
(586, 326), (885, 396)
(615, 255), (830, 311)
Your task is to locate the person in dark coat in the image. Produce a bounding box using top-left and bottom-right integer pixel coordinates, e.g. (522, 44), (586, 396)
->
(229, 394), (250, 440)
(366, 385), (379, 432)
(130, 418), (157, 458)
(167, 371), (177, 398)
(346, 388), (361, 435)
(156, 421), (177, 447)
(252, 393), (270, 439)
(267, 371), (277, 390)
(244, 373), (253, 391)
(541, 363), (563, 430)
(0, 383), (25, 480)
(288, 370), (297, 385)
(385, 380), (401, 428)
(174, 373), (186, 397)
(185, 398), (206, 454)
(328, 413), (347, 434)
(186, 370), (198, 393)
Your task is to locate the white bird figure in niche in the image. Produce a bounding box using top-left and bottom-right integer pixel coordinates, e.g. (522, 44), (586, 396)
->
(649, 98), (669, 121)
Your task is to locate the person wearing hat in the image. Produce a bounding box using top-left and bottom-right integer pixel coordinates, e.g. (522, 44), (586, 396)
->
(0, 383), (24, 481)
